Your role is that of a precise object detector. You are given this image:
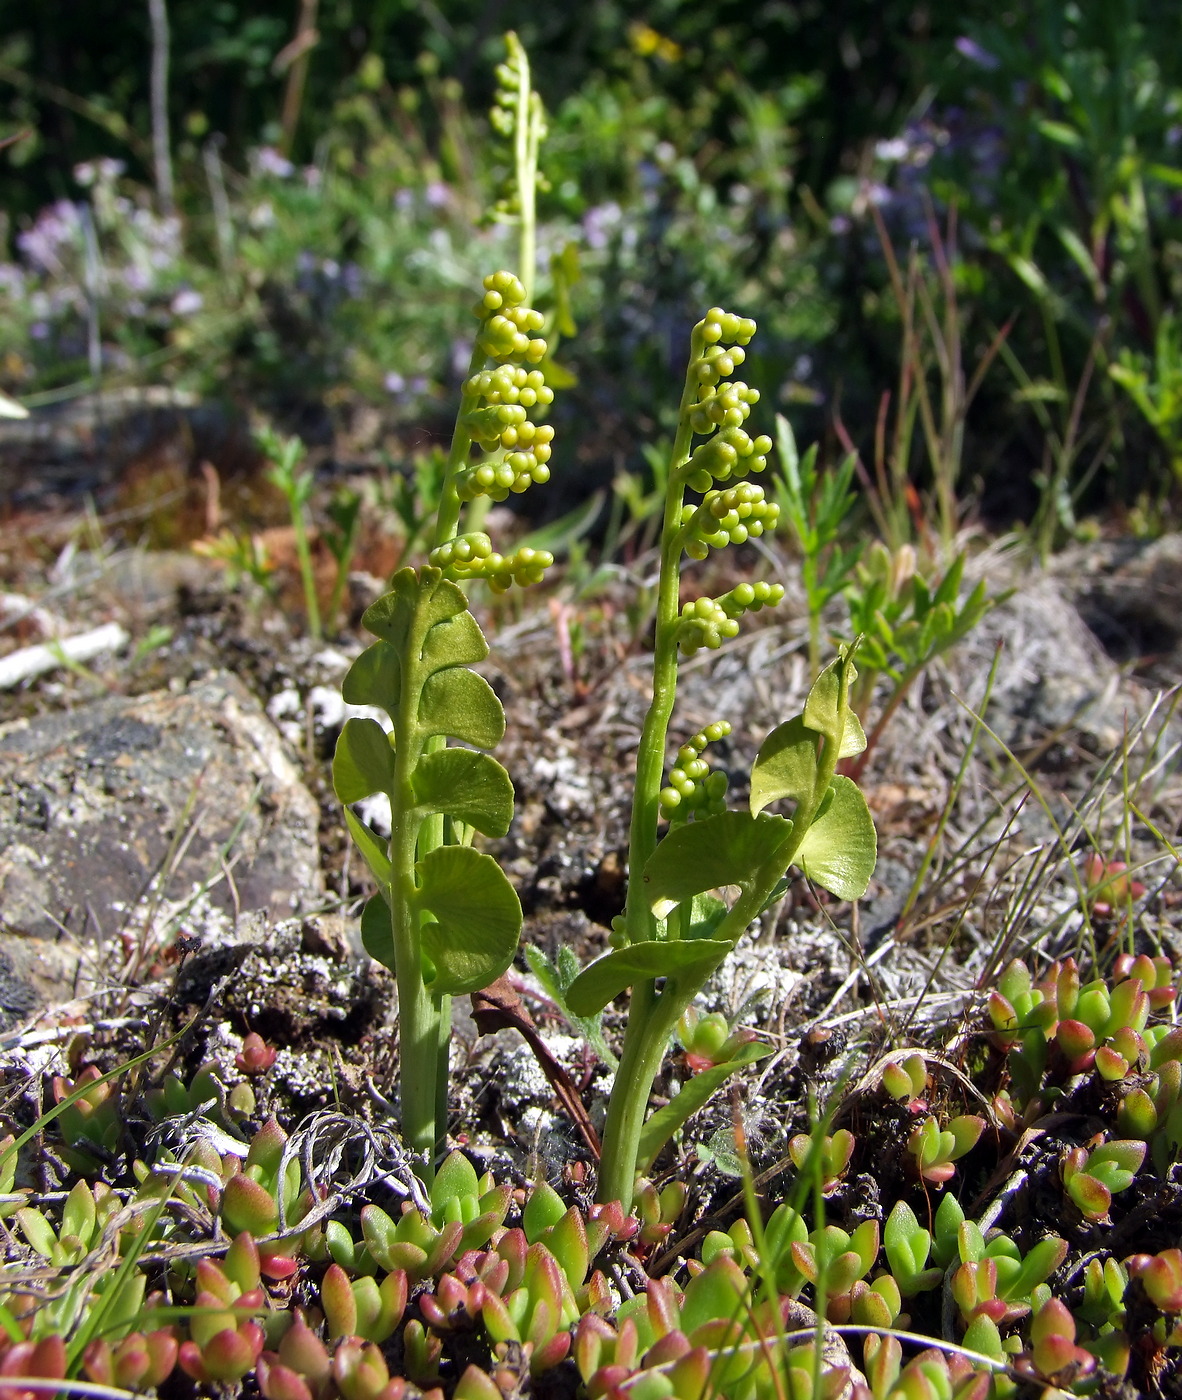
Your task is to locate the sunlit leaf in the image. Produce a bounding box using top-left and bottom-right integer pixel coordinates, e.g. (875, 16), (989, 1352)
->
(802, 655), (864, 755)
(421, 609), (489, 672)
(1036, 119), (1082, 149)
(644, 810), (794, 918)
(360, 894), (395, 967)
(412, 748), (513, 837)
(565, 939), (733, 1017)
(362, 567), (467, 650)
(344, 808), (392, 887)
(333, 717), (395, 803)
(414, 846), (521, 995)
(750, 716), (817, 814)
(418, 667), (505, 748)
(795, 776), (876, 900)
(342, 641), (401, 713)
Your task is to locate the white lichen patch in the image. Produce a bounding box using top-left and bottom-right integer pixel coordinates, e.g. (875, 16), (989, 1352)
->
(531, 748), (593, 816)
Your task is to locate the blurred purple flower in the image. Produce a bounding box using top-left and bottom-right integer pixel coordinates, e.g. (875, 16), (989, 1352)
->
(637, 161), (662, 192)
(122, 264), (152, 294)
(254, 146), (295, 178)
(955, 37), (1000, 70)
(384, 372), (428, 402)
(394, 189), (414, 212)
(583, 201), (622, 250)
(74, 157), (125, 188)
(424, 181), (451, 210)
(0, 264), (25, 296)
(128, 208), (182, 268)
(170, 288), (203, 316)
(17, 201), (81, 274)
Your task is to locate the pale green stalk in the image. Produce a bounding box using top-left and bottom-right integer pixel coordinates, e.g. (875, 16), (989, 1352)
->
(433, 344), (486, 547)
(392, 342), (498, 1166)
(509, 35), (539, 306)
(593, 341), (700, 1209)
(466, 37), (541, 540)
(387, 603), (443, 1161)
(290, 499), (321, 640)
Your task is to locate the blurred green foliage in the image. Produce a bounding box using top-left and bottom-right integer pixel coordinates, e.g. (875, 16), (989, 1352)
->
(0, 2), (972, 212)
(1, 0), (1181, 527)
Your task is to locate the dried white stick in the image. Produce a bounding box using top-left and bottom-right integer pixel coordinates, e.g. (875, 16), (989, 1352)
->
(0, 622), (128, 690)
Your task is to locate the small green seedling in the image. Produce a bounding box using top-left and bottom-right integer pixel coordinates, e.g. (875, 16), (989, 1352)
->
(1062, 1138), (1146, 1222)
(524, 943), (618, 1070)
(843, 542), (1004, 777)
(775, 413), (862, 678)
(258, 426), (321, 639)
(324, 488), (363, 631)
(906, 1112), (985, 1185)
(883, 1199), (943, 1296)
(787, 1128), (855, 1195)
(193, 527), (276, 597)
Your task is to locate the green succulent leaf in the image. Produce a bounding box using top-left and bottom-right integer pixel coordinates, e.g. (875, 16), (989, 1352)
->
(1068, 1171), (1112, 1220)
(360, 894), (395, 967)
(61, 1180), (95, 1246)
(342, 641), (401, 714)
(794, 776), (877, 900)
(523, 1182), (567, 1242)
(1089, 1139), (1147, 1175)
(15, 1206), (57, 1261)
(1007, 1236), (1068, 1301)
(565, 940), (733, 1018)
(884, 1199), (942, 1295)
(644, 810), (794, 919)
(344, 809), (393, 887)
(412, 748), (514, 837)
(431, 1150), (480, 1213)
(414, 846), (522, 995)
(637, 1040), (772, 1173)
(680, 1257), (749, 1337)
(333, 717), (396, 803)
(419, 668), (505, 748)
(962, 1313), (1006, 1364)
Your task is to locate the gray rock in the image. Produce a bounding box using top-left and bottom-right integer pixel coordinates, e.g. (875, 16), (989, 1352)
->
(954, 574), (1130, 752)
(0, 672), (323, 1006)
(1053, 533), (1182, 681)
